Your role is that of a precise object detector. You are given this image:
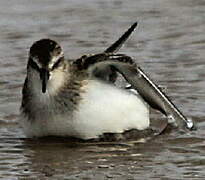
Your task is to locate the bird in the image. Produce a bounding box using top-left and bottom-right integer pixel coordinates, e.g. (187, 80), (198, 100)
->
(20, 23), (194, 141)
(20, 38), (151, 140)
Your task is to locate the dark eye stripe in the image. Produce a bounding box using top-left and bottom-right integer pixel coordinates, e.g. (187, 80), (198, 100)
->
(55, 46), (62, 55)
(28, 58), (40, 72)
(52, 57), (62, 70)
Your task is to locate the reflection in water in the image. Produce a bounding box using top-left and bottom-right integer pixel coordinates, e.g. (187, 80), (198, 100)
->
(20, 138), (160, 179)
(0, 0), (205, 179)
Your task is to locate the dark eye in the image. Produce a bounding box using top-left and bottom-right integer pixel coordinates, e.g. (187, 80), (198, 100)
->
(55, 46), (61, 55)
(52, 58), (62, 70)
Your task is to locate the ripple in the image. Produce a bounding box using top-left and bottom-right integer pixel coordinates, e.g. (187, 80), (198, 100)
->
(0, 0), (205, 179)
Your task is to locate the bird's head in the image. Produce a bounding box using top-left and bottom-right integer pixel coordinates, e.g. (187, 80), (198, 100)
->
(28, 39), (65, 93)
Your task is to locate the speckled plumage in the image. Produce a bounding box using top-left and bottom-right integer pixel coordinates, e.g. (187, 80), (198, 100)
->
(20, 39), (150, 139)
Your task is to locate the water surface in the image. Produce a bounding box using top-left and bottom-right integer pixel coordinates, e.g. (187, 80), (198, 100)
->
(0, 0), (205, 179)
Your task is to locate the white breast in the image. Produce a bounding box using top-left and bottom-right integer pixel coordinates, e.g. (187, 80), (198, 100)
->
(71, 80), (150, 139)
(20, 80), (149, 139)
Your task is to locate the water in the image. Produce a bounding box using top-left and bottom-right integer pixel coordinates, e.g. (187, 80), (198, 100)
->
(0, 0), (205, 179)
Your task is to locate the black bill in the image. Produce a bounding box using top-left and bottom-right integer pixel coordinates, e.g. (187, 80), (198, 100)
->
(40, 68), (49, 93)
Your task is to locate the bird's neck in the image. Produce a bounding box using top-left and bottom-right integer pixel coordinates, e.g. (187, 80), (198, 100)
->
(27, 65), (68, 95)
(22, 65), (83, 116)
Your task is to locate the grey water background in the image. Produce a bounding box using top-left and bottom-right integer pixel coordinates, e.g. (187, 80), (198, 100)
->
(0, 0), (205, 179)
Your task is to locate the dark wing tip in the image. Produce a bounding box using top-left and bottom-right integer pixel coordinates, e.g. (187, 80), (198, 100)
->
(131, 22), (138, 29)
(104, 22), (138, 53)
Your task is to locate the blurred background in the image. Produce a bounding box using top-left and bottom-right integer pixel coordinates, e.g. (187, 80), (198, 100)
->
(0, 0), (205, 179)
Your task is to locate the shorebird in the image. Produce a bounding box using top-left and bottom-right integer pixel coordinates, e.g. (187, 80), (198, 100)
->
(20, 23), (194, 140)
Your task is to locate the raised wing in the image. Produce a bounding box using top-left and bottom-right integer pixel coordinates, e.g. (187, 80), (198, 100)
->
(72, 23), (195, 131)
(73, 22), (138, 82)
(85, 54), (195, 131)
(105, 22), (138, 53)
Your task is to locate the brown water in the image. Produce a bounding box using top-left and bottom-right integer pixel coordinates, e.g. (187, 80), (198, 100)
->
(0, 0), (205, 179)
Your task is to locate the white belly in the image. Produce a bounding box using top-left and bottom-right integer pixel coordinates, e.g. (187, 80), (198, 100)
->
(21, 80), (150, 139)
(71, 80), (150, 139)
